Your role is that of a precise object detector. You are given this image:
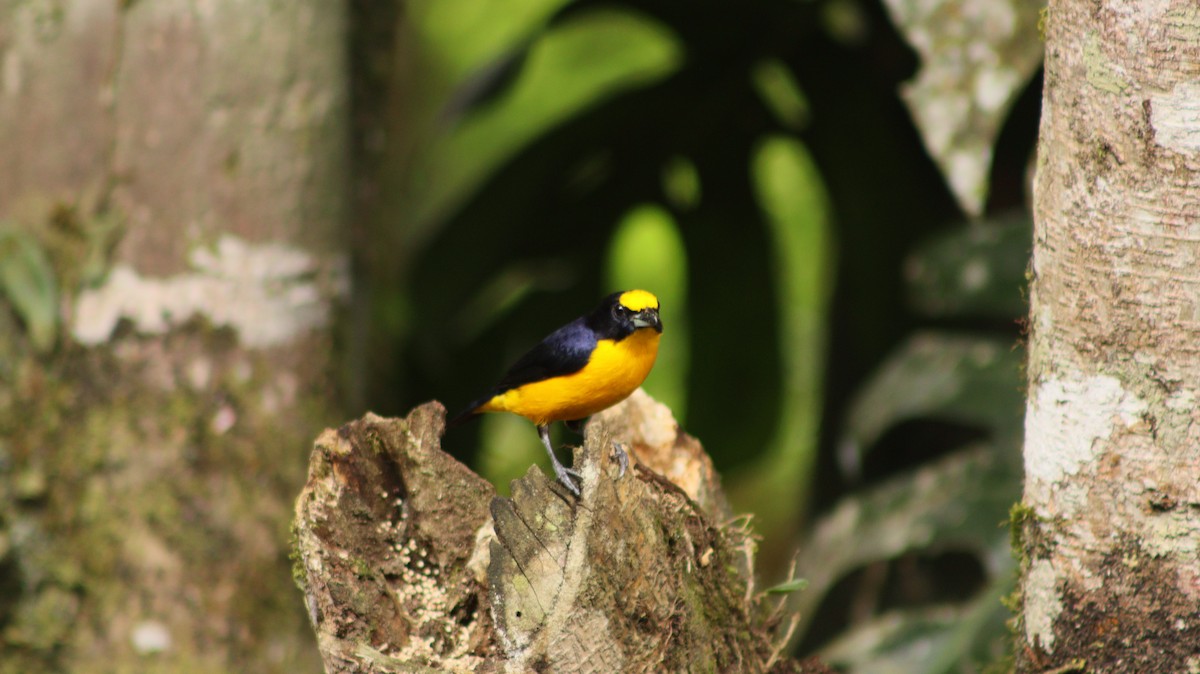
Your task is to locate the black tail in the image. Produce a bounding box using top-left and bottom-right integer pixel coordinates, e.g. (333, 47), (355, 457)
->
(446, 397), (488, 429)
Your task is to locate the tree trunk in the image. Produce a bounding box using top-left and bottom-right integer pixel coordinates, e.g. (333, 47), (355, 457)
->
(0, 2), (347, 672)
(293, 391), (829, 673)
(1018, 0), (1200, 671)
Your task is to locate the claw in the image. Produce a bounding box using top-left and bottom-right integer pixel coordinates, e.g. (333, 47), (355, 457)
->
(550, 459), (582, 496)
(538, 425), (581, 496)
(612, 442), (628, 478)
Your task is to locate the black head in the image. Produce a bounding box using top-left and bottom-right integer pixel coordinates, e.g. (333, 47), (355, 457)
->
(588, 290), (662, 340)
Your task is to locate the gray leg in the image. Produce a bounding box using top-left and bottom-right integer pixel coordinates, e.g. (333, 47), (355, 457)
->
(538, 424), (581, 495)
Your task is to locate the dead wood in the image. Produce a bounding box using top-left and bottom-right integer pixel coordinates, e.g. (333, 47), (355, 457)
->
(293, 390), (824, 673)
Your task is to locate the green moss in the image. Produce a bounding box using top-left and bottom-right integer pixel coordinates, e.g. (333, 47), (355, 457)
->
(365, 429), (386, 456)
(991, 501), (1046, 673)
(0, 327), (328, 672)
(289, 520), (307, 588)
(352, 557), (372, 579)
(1008, 501), (1039, 563)
(4, 586), (79, 651)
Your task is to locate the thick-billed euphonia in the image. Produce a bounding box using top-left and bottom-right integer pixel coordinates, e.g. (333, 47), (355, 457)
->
(450, 289), (663, 494)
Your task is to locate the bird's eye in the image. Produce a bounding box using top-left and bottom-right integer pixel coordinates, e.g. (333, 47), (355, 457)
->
(613, 305), (630, 319)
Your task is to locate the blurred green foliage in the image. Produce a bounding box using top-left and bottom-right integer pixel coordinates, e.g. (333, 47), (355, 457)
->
(362, 0), (1040, 668)
(0, 228), (58, 354)
(605, 204), (689, 415)
(405, 7), (682, 234)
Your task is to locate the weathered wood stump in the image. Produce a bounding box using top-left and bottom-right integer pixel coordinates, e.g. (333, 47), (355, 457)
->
(292, 390), (825, 673)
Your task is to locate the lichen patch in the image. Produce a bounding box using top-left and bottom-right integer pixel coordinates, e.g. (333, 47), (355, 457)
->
(1151, 81), (1200, 154)
(1024, 374), (1146, 486)
(1024, 557), (1063, 652)
(72, 235), (347, 348)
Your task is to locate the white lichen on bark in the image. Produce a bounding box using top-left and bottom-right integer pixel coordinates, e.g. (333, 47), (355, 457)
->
(72, 235), (348, 347)
(1023, 558), (1062, 650)
(1150, 81), (1200, 153)
(1024, 374), (1145, 494)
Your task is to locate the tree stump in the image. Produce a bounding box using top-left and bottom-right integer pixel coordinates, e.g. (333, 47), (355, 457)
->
(292, 390), (824, 673)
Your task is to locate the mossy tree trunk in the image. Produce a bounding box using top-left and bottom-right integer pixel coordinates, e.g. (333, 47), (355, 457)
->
(1017, 0), (1200, 671)
(0, 2), (348, 672)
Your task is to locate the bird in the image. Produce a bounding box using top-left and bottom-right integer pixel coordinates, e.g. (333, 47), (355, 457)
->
(449, 289), (663, 495)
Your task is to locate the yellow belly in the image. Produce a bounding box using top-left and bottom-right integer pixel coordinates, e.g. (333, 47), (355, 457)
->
(481, 329), (661, 425)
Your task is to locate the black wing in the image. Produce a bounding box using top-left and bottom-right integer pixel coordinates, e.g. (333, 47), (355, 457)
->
(447, 318), (596, 427)
(494, 317), (596, 390)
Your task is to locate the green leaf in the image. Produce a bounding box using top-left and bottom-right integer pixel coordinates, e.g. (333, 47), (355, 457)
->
(880, 0), (1044, 215)
(798, 445), (1016, 586)
(764, 578), (809, 595)
(412, 0), (571, 82)
(839, 332), (1023, 475)
(729, 136), (832, 554)
(792, 334), (1022, 668)
(751, 60), (809, 130)
(606, 204), (689, 417)
(820, 582), (1012, 674)
(0, 227), (59, 353)
(409, 7), (683, 231)
(791, 445), (1019, 666)
(661, 157), (701, 210)
(905, 214), (1031, 319)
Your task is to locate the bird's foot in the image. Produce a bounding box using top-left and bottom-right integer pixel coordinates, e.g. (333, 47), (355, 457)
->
(611, 442), (628, 478)
(551, 458), (582, 496)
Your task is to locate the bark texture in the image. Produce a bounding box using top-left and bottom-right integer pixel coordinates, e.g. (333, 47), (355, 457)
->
(293, 391), (823, 673)
(0, 2), (346, 672)
(1019, 0), (1200, 671)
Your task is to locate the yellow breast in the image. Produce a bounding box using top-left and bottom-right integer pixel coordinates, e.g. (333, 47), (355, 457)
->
(484, 329), (661, 425)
